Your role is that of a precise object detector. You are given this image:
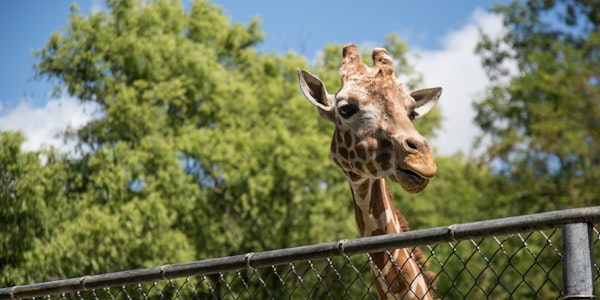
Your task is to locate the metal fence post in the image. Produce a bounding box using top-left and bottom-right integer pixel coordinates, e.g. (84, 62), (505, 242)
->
(562, 222), (594, 299)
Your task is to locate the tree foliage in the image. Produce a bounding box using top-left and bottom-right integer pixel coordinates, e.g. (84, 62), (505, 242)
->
(1, 0), (510, 297)
(466, 3), (600, 296)
(4, 0), (360, 286)
(0, 132), (70, 284)
(475, 0), (600, 213)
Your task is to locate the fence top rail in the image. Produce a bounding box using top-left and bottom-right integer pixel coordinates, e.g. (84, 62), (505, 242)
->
(2, 206), (599, 300)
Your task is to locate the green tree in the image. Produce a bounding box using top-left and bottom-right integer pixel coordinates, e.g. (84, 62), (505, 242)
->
(475, 0), (600, 213)
(0, 1), (497, 298)
(7, 0), (361, 291)
(465, 1), (600, 298)
(0, 132), (71, 285)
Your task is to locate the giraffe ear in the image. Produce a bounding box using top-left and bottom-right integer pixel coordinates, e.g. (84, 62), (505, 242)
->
(410, 87), (442, 119)
(297, 69), (336, 122)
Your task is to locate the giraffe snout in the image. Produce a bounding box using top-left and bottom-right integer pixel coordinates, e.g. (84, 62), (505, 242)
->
(393, 134), (437, 183)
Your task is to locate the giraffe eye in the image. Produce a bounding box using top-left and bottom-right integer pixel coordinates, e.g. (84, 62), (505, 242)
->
(338, 104), (359, 119)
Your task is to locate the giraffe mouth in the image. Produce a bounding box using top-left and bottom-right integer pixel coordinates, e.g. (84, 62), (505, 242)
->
(399, 169), (428, 181)
(391, 168), (431, 193)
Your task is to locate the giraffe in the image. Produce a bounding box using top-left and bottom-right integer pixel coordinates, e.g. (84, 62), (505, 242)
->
(297, 44), (442, 300)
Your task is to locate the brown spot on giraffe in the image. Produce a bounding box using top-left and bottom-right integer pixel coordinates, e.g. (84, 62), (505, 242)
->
(366, 161), (379, 177)
(354, 201), (365, 235)
(344, 131), (353, 148)
(335, 131), (343, 145)
(378, 152), (392, 171)
(349, 150), (356, 160)
(338, 146), (348, 159)
(345, 171), (362, 183)
(368, 180), (388, 224)
(354, 161), (363, 172)
(299, 44), (442, 299)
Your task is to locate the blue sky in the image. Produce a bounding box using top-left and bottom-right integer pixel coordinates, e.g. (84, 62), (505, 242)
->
(213, 1), (506, 54)
(0, 0), (512, 154)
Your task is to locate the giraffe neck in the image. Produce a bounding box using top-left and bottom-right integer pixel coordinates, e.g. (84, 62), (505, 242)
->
(345, 172), (434, 300)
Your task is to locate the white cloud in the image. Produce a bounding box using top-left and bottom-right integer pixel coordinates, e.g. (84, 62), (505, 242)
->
(0, 97), (99, 152)
(91, 0), (105, 13)
(411, 8), (514, 156)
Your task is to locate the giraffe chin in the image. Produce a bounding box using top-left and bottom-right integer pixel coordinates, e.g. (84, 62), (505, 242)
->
(391, 169), (430, 193)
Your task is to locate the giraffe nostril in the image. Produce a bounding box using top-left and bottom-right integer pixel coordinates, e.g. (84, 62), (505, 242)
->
(403, 137), (430, 153)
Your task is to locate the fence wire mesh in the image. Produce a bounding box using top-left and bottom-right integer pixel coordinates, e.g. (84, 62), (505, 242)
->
(2, 207), (600, 300)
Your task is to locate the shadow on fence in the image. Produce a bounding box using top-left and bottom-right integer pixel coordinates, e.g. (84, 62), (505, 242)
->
(2, 207), (600, 299)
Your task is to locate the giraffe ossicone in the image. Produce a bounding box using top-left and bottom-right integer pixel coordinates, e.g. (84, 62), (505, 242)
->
(298, 44), (442, 300)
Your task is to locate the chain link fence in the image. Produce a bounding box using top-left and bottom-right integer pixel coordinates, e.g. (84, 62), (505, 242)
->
(2, 207), (600, 299)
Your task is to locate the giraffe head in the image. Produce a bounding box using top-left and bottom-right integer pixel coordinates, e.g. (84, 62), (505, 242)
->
(298, 44), (442, 193)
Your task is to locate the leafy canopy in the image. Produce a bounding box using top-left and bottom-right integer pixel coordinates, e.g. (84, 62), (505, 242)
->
(475, 0), (600, 211)
(1, 1), (488, 296)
